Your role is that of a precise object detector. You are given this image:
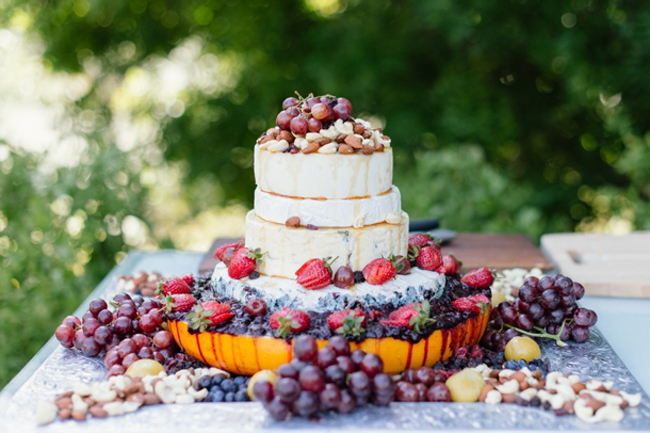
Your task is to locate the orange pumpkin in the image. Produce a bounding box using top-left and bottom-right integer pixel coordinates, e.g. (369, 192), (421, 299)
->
(167, 307), (490, 375)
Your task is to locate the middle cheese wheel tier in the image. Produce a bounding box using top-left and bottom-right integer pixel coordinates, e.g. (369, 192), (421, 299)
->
(254, 186), (402, 227)
(245, 210), (409, 278)
(254, 146), (393, 199)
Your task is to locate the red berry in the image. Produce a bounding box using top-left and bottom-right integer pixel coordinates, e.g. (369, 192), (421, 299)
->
(460, 267), (494, 288)
(295, 257), (334, 289)
(269, 307), (310, 338)
(415, 246), (442, 271)
(227, 248), (262, 279)
(362, 258), (396, 285)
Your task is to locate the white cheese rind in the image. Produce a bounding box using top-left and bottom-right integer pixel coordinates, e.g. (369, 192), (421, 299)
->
(254, 146), (393, 199)
(210, 262), (445, 313)
(254, 186), (402, 227)
(244, 210), (409, 279)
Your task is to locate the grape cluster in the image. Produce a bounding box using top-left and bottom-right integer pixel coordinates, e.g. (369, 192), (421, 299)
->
(481, 274), (597, 350)
(395, 367), (451, 402)
(54, 292), (178, 377)
(197, 374), (250, 402)
(253, 335), (395, 421)
(276, 94), (352, 135)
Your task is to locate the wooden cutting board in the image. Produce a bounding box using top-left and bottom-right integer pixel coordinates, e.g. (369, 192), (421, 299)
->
(540, 232), (650, 298)
(199, 233), (553, 274)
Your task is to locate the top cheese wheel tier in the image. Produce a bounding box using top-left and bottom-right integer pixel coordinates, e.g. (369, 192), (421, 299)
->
(254, 146), (393, 199)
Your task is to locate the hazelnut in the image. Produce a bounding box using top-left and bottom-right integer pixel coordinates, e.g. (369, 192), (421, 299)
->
(278, 130), (294, 143)
(361, 129), (372, 138)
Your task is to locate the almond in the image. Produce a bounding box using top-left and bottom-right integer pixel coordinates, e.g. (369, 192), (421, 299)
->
(510, 371), (526, 383)
(338, 144), (354, 154)
(285, 216), (300, 227)
(478, 385), (495, 402)
(374, 143), (385, 152)
(54, 397), (72, 410)
(353, 123), (365, 135)
(501, 393), (518, 403)
(314, 137), (331, 146)
(278, 130), (294, 143)
(58, 408), (72, 419)
(258, 135), (274, 144)
(583, 397), (606, 412)
(301, 142), (319, 154)
(266, 128), (278, 137)
(360, 144), (375, 155)
(336, 133), (348, 143)
(72, 409), (87, 421)
(344, 135), (362, 149)
(89, 405), (108, 418)
(571, 382), (586, 393)
(142, 393), (162, 406)
(362, 129), (372, 138)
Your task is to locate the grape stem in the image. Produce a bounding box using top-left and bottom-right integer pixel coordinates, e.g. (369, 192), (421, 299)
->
(504, 320), (568, 347)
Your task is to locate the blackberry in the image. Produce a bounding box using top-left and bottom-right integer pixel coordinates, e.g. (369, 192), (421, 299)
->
(353, 271), (365, 284)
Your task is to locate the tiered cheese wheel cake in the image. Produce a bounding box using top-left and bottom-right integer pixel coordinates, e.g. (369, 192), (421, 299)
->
(166, 95), (491, 375)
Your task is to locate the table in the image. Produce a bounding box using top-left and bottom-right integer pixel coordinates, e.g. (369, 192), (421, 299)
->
(1, 250), (650, 432)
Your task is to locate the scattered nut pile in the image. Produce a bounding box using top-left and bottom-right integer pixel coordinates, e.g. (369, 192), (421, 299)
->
(257, 119), (391, 155)
(491, 268), (544, 305)
(473, 365), (641, 423)
(115, 271), (163, 297)
(35, 367), (228, 425)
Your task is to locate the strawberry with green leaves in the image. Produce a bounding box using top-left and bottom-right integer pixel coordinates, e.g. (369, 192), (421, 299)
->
(379, 300), (434, 333)
(158, 276), (192, 297)
(327, 309), (366, 337)
(269, 307), (310, 338)
(162, 293), (196, 313)
(295, 257), (337, 289)
(362, 258), (396, 285)
(227, 248), (263, 279)
(414, 245), (442, 271)
(451, 295), (490, 315)
(460, 267), (494, 289)
(188, 301), (233, 331)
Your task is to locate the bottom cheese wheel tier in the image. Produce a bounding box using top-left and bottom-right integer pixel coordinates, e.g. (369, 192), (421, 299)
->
(244, 209), (409, 279)
(167, 309), (489, 375)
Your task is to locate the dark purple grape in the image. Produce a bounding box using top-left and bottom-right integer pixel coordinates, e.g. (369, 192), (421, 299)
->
(293, 335), (318, 362)
(538, 276), (555, 291)
(277, 363), (299, 379)
(153, 330), (173, 349)
(518, 284), (537, 303)
(97, 309), (113, 325)
(137, 346), (154, 359)
(372, 374), (395, 405)
(138, 315), (157, 333)
(103, 349), (122, 369)
(490, 315), (503, 329)
(571, 325), (590, 343)
(333, 103), (351, 120)
(348, 371), (371, 397)
(324, 365), (346, 388)
(81, 337), (102, 357)
(572, 282), (585, 300)
(117, 338), (137, 358)
(427, 382), (451, 402)
(560, 293), (576, 308)
(501, 305), (518, 325)
(480, 329), (497, 349)
(290, 116), (308, 135)
(132, 295), (144, 307)
(555, 276), (573, 295)
(527, 303), (544, 321)
(112, 292), (132, 304)
(327, 335), (350, 356)
(414, 367), (436, 386)
(89, 298), (108, 316)
(252, 380), (274, 404)
(513, 299), (529, 313)
(394, 381), (419, 402)
(539, 289), (560, 310)
(116, 303), (137, 320)
(546, 323), (560, 335)
(536, 314), (550, 328)
(113, 316), (133, 335)
(282, 97), (298, 110)
(337, 356), (355, 374)
(275, 377), (301, 403)
(319, 383), (342, 410)
(276, 111), (294, 130)
(266, 396), (290, 421)
(559, 322), (572, 341)
(573, 308), (597, 327)
(293, 391), (319, 417)
(565, 304), (577, 317)
(548, 308), (565, 324)
(515, 314), (534, 332)
(523, 276), (539, 289)
(299, 365), (325, 392)
(337, 389), (356, 414)
(316, 347), (337, 369)
(55, 325), (75, 348)
(93, 326), (113, 346)
(495, 336), (507, 352)
(502, 328), (519, 343)
(307, 117), (322, 132)
(359, 353), (383, 378)
(82, 318), (100, 336)
(350, 349), (365, 366)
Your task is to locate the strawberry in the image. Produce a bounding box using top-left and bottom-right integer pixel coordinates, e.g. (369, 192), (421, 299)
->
(188, 301), (233, 331)
(390, 254), (410, 275)
(327, 309), (366, 337)
(451, 295), (490, 315)
(269, 307), (310, 338)
(438, 254), (461, 275)
(460, 267), (494, 289)
(213, 239), (244, 261)
(362, 258), (396, 285)
(408, 233), (433, 248)
(227, 248), (263, 279)
(379, 300), (434, 333)
(163, 293), (196, 313)
(295, 257), (336, 289)
(415, 245), (442, 271)
(180, 273), (194, 285)
(159, 276), (192, 296)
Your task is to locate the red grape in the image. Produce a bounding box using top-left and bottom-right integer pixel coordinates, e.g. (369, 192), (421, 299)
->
(82, 318), (100, 336)
(311, 103), (329, 120)
(426, 382), (451, 402)
(333, 103), (351, 120)
(113, 292), (132, 304)
(333, 266), (354, 288)
(149, 308), (163, 326)
(573, 308), (597, 327)
(116, 303), (137, 320)
(137, 346), (154, 359)
(81, 337), (102, 357)
(152, 330), (173, 349)
(266, 397), (290, 421)
(290, 116), (308, 135)
(319, 383), (342, 410)
(89, 298), (108, 316)
(93, 326), (113, 346)
(316, 347), (337, 369)
(55, 325), (75, 348)
(117, 338), (137, 358)
(298, 365), (325, 392)
(253, 380), (274, 404)
(104, 350), (122, 369)
(107, 364), (126, 377)
(293, 391), (319, 417)
(307, 117), (322, 132)
(245, 297), (267, 316)
(113, 316), (133, 334)
(571, 325), (590, 342)
(338, 389), (356, 413)
(138, 315), (157, 333)
(61, 315), (81, 328)
(348, 371), (371, 397)
(293, 335), (318, 362)
(121, 352), (139, 368)
(359, 353), (383, 378)
(277, 363), (298, 379)
(305, 97), (320, 108)
(324, 365), (346, 387)
(131, 333), (149, 350)
(282, 97), (298, 110)
(275, 377), (301, 403)
(394, 381), (419, 402)
(337, 97), (352, 111)
(276, 111), (294, 129)
(539, 289), (560, 310)
(327, 335), (350, 356)
(97, 309), (113, 325)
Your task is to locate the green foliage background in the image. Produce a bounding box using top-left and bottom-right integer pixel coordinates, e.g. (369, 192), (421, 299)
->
(2, 0), (650, 388)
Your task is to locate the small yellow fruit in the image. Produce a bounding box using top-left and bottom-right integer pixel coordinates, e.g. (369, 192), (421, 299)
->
(491, 292), (506, 307)
(247, 369), (277, 400)
(504, 336), (541, 362)
(125, 359), (164, 378)
(445, 368), (485, 402)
